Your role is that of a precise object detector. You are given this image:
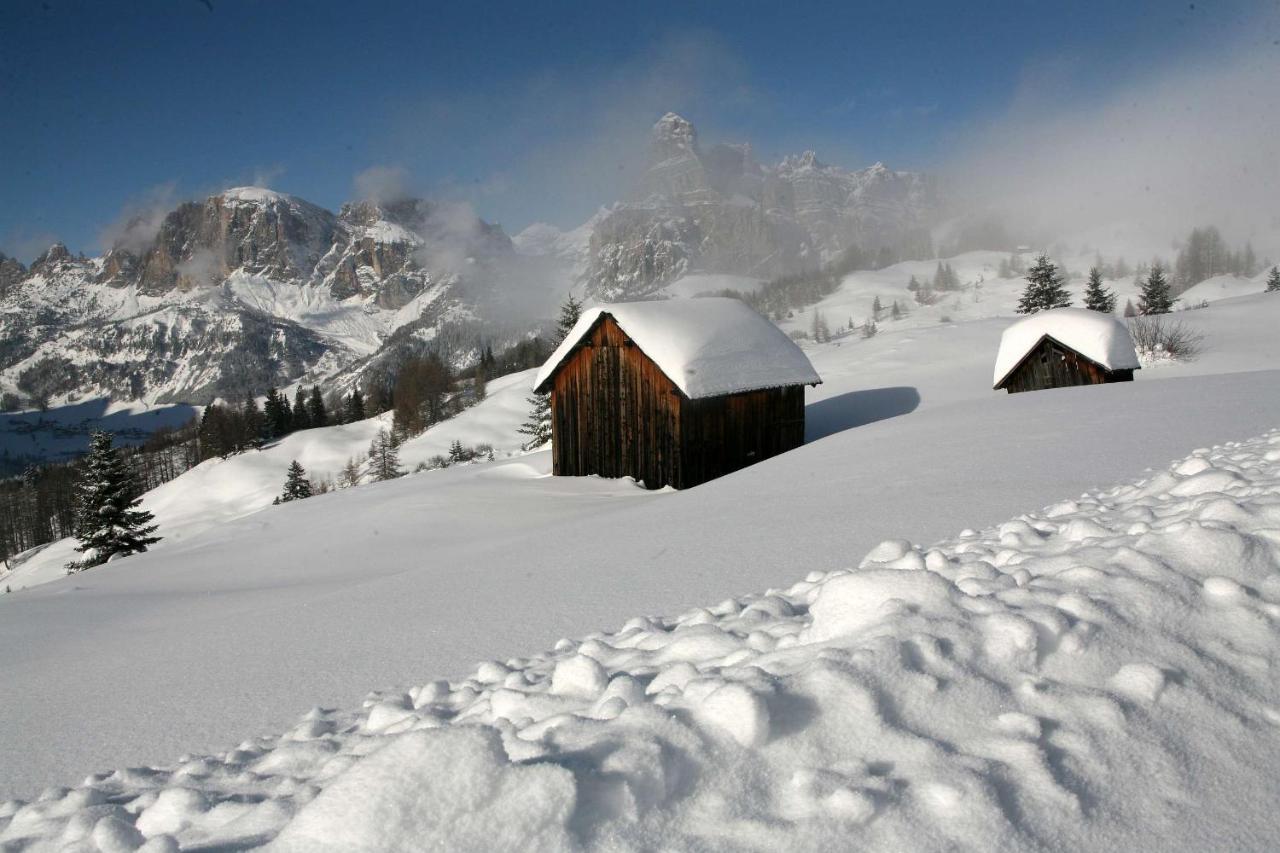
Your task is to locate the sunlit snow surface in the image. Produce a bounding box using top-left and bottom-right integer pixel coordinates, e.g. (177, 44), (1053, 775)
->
(3, 430), (1279, 851)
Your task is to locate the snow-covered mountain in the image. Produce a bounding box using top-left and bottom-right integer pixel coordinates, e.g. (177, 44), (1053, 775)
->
(532, 113), (939, 302)
(0, 189), (545, 407)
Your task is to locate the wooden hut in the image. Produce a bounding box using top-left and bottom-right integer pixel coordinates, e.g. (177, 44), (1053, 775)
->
(533, 298), (821, 489)
(994, 307), (1140, 394)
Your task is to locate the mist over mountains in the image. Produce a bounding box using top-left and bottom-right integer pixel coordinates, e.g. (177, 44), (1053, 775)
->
(0, 114), (940, 409)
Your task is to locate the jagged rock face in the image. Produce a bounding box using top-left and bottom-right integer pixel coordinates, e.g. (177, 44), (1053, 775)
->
(135, 189), (338, 294)
(0, 253), (26, 298)
(583, 114), (938, 301)
(0, 189), (528, 407)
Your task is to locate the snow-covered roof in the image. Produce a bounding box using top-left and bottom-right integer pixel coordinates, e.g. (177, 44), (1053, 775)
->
(993, 307), (1140, 388)
(535, 298), (821, 399)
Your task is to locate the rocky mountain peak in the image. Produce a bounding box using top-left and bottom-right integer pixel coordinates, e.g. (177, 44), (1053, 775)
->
(650, 112), (698, 163)
(31, 242), (75, 273)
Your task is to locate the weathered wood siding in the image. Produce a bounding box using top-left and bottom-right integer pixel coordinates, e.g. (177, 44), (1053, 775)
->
(550, 316), (684, 488)
(679, 386), (805, 488)
(1000, 336), (1135, 394)
(549, 314), (808, 489)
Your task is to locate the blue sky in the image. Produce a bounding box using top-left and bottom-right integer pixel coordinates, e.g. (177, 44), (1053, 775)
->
(0, 0), (1272, 260)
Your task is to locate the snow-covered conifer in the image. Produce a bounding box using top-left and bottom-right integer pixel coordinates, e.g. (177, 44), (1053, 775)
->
(1266, 266), (1280, 292)
(1016, 255), (1072, 314)
(278, 460), (313, 503)
(65, 432), (160, 572)
(1082, 267), (1117, 313)
(519, 294), (582, 450)
(1139, 263), (1173, 315)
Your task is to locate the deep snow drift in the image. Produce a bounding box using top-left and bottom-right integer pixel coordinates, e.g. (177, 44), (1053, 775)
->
(3, 428), (1278, 851)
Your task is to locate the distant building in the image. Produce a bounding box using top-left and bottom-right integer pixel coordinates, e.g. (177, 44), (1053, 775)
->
(993, 308), (1140, 394)
(534, 298), (822, 489)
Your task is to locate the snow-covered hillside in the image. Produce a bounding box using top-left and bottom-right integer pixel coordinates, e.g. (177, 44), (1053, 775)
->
(4, 423), (1280, 850)
(2, 289), (1280, 806)
(2, 369), (537, 589)
(783, 250), (1274, 341)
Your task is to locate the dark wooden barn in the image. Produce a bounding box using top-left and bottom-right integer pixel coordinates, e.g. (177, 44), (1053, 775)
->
(533, 298), (822, 489)
(993, 307), (1140, 394)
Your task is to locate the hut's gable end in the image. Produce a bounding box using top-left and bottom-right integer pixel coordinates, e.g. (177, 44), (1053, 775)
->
(550, 315), (685, 487)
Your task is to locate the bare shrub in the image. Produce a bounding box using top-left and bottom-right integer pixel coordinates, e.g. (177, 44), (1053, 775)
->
(1128, 315), (1205, 362)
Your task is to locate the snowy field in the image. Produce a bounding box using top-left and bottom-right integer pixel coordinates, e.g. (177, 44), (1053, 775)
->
(1, 285), (1279, 848)
(2, 423), (1279, 850)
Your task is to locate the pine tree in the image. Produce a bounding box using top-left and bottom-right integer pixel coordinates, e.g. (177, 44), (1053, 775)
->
(344, 388), (366, 423)
(278, 460), (313, 503)
(1266, 266), (1280, 292)
(1123, 298), (1138, 318)
(1139, 263), (1174, 315)
(367, 429), (404, 481)
(339, 456), (362, 488)
(1015, 254), (1072, 314)
(242, 394), (265, 448)
(65, 432), (160, 571)
(518, 294), (583, 450)
(448, 439), (466, 463)
(517, 391), (552, 450)
(871, 295), (883, 320)
(555, 294), (585, 342)
(263, 388), (290, 439)
(292, 388), (311, 431)
(891, 300), (903, 320)
(308, 387), (328, 427)
(1082, 266), (1117, 313)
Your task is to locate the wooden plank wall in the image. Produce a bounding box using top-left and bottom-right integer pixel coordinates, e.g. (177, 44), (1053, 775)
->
(679, 385), (805, 488)
(550, 315), (808, 489)
(1002, 338), (1134, 394)
(551, 316), (684, 488)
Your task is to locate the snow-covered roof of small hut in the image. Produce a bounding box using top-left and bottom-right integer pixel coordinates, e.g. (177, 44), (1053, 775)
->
(535, 298), (822, 399)
(993, 307), (1141, 388)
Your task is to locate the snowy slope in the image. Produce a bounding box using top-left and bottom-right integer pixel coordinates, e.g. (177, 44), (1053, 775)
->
(1, 369), (537, 590)
(3, 423), (1280, 850)
(2, 290), (1278, 815)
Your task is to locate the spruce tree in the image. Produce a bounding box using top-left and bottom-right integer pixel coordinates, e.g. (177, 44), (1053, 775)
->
(66, 432), (160, 572)
(1267, 266), (1280, 293)
(1082, 266), (1117, 313)
(517, 392), (552, 450)
(242, 394), (266, 449)
(344, 388), (366, 423)
(1015, 254), (1072, 314)
(448, 439), (466, 463)
(278, 460), (313, 503)
(1139, 263), (1174, 314)
(263, 388), (290, 439)
(891, 300), (903, 320)
(871, 295), (883, 320)
(292, 388), (311, 431)
(308, 387), (328, 427)
(519, 294), (583, 451)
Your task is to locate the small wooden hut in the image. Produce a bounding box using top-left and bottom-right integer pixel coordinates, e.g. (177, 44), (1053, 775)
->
(533, 298), (822, 489)
(994, 307), (1140, 394)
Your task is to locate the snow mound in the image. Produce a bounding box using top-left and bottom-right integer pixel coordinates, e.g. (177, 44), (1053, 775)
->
(1177, 274), (1263, 306)
(536, 297), (822, 399)
(6, 429), (1280, 850)
(993, 307), (1140, 388)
